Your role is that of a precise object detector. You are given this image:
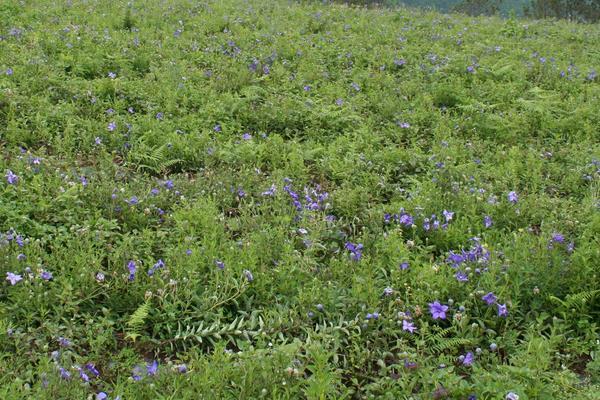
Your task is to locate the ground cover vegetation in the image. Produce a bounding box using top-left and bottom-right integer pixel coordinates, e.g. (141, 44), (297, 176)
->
(0, 0), (599, 398)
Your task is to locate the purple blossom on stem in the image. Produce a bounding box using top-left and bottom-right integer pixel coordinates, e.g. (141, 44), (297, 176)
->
(59, 367), (71, 380)
(508, 191), (518, 204)
(261, 184), (277, 196)
(482, 292), (497, 305)
(5, 170), (18, 185)
(40, 270), (53, 281)
(442, 210), (454, 222)
(243, 269), (254, 282)
(86, 363), (100, 377)
(127, 260), (136, 281)
(125, 196), (138, 205)
(132, 366), (143, 381)
(345, 242), (363, 261)
(6, 272), (22, 285)
(551, 232), (564, 243)
(455, 271), (468, 282)
(461, 352), (474, 366)
(484, 215), (493, 228)
(107, 121), (116, 131)
(402, 320), (417, 333)
(147, 360), (158, 376)
(497, 303), (508, 317)
(429, 301), (449, 320)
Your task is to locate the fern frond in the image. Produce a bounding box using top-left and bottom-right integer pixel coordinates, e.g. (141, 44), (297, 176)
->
(125, 301), (151, 342)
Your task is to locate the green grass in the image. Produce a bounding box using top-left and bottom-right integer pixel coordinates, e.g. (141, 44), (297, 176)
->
(0, 0), (599, 399)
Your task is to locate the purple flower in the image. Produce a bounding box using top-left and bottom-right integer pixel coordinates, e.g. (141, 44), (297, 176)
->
(58, 337), (71, 347)
(383, 287), (393, 296)
(350, 82), (360, 91)
(467, 65), (476, 73)
(402, 320), (417, 333)
(185, 249), (192, 256)
(497, 303), (508, 317)
(213, 124), (221, 132)
(97, 393), (108, 400)
(132, 366), (143, 381)
(507, 191), (518, 204)
(399, 122), (411, 129)
(399, 213), (413, 226)
(125, 196), (138, 205)
(551, 232), (564, 243)
(242, 133), (252, 140)
(243, 269), (254, 282)
(17, 253), (26, 261)
(177, 364), (188, 373)
(40, 270), (53, 281)
(148, 259), (165, 276)
(335, 98), (344, 106)
(156, 112), (164, 120)
(78, 368), (90, 382)
(429, 301), (448, 320)
(461, 352), (474, 366)
(482, 292), (497, 305)
(108, 72), (116, 79)
(442, 210), (454, 222)
(587, 70), (597, 81)
(147, 360), (158, 376)
(86, 363), (100, 377)
(366, 312), (379, 320)
(484, 215), (493, 228)
(94, 137), (102, 145)
(261, 184), (277, 196)
(399, 261), (410, 271)
(95, 272), (105, 282)
(344, 242), (363, 261)
(5, 170), (18, 185)
(455, 271), (468, 282)
(6, 272), (22, 285)
(394, 58), (406, 67)
(59, 367), (71, 380)
(215, 260), (225, 270)
(127, 260), (136, 281)
(303, 85), (311, 91)
(107, 121), (116, 132)
(506, 393), (519, 400)
(6, 67), (14, 76)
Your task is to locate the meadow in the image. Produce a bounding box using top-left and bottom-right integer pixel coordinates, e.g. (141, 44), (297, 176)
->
(0, 0), (599, 398)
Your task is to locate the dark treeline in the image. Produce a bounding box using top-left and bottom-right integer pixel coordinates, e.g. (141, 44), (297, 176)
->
(324, 0), (600, 22)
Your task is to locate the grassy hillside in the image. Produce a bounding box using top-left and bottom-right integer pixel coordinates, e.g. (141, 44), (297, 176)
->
(1, 0), (599, 398)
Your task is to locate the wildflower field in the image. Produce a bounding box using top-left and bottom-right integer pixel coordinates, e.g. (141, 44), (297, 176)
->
(1, 0), (599, 398)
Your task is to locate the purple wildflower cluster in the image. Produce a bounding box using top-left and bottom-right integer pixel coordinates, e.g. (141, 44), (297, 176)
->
(446, 237), (491, 282)
(384, 208), (455, 232)
(283, 179), (329, 213)
(481, 292), (509, 317)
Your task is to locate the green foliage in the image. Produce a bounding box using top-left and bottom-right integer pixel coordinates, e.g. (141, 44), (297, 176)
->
(0, 0), (599, 399)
